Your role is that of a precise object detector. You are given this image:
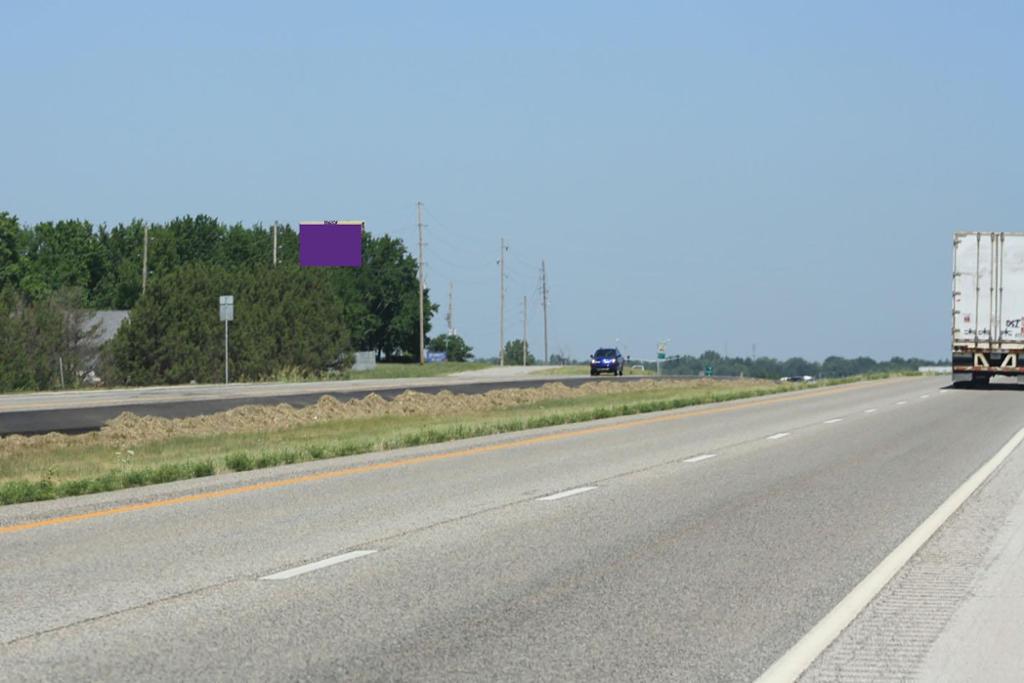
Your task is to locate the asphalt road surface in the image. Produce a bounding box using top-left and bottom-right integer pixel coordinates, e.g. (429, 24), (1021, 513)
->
(2, 376), (1023, 681)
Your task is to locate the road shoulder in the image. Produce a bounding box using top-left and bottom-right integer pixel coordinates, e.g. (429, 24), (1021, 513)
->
(801, 426), (1024, 681)
(915, 476), (1024, 681)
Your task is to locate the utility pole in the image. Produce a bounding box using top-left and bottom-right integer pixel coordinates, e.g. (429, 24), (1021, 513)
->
(522, 295), (528, 366)
(446, 281), (454, 335)
(272, 223), (278, 266)
(541, 260), (549, 364)
(417, 201), (425, 365)
(499, 238), (506, 365)
(142, 223), (149, 294)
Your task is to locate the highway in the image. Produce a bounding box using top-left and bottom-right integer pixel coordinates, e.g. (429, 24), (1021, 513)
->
(2, 376), (1023, 680)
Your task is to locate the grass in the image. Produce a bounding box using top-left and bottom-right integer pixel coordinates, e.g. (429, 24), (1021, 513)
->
(0, 373), (915, 506)
(0, 460), (217, 505)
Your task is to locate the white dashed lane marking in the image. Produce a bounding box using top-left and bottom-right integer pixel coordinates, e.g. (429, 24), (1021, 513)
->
(537, 486), (597, 501)
(261, 550), (378, 580)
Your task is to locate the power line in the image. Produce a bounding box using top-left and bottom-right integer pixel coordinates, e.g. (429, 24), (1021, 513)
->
(421, 205), (492, 257)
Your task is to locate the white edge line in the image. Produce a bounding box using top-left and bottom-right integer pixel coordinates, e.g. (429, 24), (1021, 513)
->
(261, 550), (377, 580)
(754, 424), (1024, 683)
(684, 453), (718, 463)
(824, 418), (843, 424)
(537, 486), (597, 501)
(766, 432), (790, 440)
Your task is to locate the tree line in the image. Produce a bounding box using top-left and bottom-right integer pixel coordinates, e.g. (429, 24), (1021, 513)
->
(0, 212), (437, 390)
(654, 350), (944, 378)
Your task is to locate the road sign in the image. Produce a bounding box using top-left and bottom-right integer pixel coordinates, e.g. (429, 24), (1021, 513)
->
(704, 365), (714, 377)
(220, 295), (233, 383)
(655, 344), (671, 376)
(219, 295), (234, 322)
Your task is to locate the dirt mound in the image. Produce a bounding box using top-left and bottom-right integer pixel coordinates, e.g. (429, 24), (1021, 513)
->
(0, 378), (763, 457)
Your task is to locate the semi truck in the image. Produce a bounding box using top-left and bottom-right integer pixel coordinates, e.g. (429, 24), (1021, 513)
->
(952, 232), (1024, 386)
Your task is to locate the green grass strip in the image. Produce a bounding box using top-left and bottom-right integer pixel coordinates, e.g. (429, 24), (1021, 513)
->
(0, 374), (913, 506)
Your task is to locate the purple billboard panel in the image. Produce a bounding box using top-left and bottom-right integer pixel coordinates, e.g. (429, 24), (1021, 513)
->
(299, 221), (363, 267)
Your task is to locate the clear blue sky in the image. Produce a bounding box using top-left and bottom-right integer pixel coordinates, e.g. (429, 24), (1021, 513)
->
(3, 1), (1021, 361)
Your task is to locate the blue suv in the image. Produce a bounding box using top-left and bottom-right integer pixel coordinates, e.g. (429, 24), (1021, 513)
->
(590, 348), (624, 376)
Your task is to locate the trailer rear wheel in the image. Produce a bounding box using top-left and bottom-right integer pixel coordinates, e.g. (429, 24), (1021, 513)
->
(971, 374), (991, 387)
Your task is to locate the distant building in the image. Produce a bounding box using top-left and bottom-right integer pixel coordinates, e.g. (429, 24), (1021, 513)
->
(81, 310), (129, 382)
(351, 351), (377, 372)
(86, 310), (130, 347)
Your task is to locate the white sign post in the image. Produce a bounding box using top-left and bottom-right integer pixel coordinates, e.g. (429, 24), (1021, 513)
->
(219, 295), (234, 383)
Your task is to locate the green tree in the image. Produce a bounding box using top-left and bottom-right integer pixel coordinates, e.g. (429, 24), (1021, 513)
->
(104, 263), (230, 385)
(271, 223), (299, 264)
(18, 219), (103, 300)
(0, 286), (99, 391)
(104, 263), (352, 385)
(1, 215), (433, 383)
(338, 232), (436, 359)
(231, 265), (352, 378)
(91, 220), (146, 309)
(0, 213), (19, 291)
(821, 355), (853, 377)
(165, 214), (223, 264)
(427, 334), (474, 361)
(218, 222), (273, 268)
(503, 338), (536, 366)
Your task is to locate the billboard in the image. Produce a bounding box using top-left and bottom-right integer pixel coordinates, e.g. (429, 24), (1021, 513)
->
(299, 221), (363, 267)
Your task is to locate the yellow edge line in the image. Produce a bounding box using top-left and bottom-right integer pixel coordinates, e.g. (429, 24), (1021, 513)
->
(0, 380), (898, 535)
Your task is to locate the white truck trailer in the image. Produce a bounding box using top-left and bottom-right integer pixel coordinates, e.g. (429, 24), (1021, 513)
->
(952, 232), (1024, 385)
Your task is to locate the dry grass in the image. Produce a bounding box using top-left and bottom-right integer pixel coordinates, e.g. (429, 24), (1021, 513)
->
(0, 375), (902, 505)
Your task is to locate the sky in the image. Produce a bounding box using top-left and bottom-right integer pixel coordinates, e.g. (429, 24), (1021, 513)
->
(2, 1), (1022, 362)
